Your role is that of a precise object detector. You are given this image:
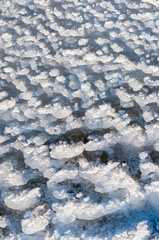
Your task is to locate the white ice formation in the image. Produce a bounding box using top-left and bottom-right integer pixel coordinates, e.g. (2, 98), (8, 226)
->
(0, 0), (159, 239)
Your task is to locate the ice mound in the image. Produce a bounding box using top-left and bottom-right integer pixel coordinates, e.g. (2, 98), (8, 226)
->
(0, 161), (28, 187)
(0, 216), (7, 229)
(4, 188), (41, 211)
(21, 207), (50, 235)
(0, 0), (159, 238)
(50, 142), (84, 159)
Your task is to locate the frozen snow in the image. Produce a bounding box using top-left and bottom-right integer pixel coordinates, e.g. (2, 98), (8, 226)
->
(50, 142), (84, 159)
(0, 0), (159, 238)
(21, 214), (49, 235)
(4, 188), (41, 211)
(0, 217), (7, 229)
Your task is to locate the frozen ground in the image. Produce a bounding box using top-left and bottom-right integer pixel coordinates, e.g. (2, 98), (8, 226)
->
(0, 0), (159, 239)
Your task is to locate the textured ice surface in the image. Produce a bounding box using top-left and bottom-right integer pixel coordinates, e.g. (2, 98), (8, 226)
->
(4, 188), (41, 211)
(0, 0), (159, 239)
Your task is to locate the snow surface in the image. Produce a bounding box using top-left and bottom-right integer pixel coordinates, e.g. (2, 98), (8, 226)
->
(0, 0), (159, 239)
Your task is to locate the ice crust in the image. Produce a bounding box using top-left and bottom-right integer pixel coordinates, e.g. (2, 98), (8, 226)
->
(4, 188), (41, 211)
(0, 0), (159, 239)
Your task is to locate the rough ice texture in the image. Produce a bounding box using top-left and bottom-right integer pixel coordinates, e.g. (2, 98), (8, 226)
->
(4, 188), (41, 211)
(0, 0), (159, 239)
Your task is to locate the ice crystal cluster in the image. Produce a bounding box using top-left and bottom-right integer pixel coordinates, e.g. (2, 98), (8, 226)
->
(0, 0), (159, 239)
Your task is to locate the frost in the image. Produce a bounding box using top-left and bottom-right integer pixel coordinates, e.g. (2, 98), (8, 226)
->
(21, 214), (49, 235)
(116, 89), (133, 108)
(0, 217), (7, 229)
(78, 38), (88, 46)
(145, 182), (159, 211)
(146, 124), (159, 146)
(0, 161), (28, 187)
(49, 69), (59, 77)
(50, 142), (84, 159)
(51, 104), (72, 119)
(119, 126), (145, 147)
(0, 91), (8, 100)
(139, 152), (148, 160)
(0, 0), (159, 238)
(4, 188), (41, 211)
(0, 99), (16, 111)
(143, 111), (154, 122)
(55, 202), (76, 225)
(85, 104), (116, 119)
